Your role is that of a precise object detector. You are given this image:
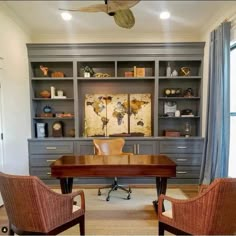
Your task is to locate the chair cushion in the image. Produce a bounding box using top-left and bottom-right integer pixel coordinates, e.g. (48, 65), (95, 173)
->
(162, 210), (173, 219)
(72, 205), (81, 213)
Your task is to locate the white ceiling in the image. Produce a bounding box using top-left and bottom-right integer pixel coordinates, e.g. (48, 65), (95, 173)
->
(2, 1), (236, 38)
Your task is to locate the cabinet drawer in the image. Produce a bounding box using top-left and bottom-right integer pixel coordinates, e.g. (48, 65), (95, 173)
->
(159, 140), (203, 154)
(30, 154), (72, 167)
(176, 166), (200, 179)
(163, 154), (202, 165)
(30, 167), (53, 179)
(29, 141), (74, 154)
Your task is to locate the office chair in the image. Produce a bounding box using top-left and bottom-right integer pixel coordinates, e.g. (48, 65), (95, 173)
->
(158, 178), (236, 235)
(0, 172), (85, 235)
(93, 138), (132, 201)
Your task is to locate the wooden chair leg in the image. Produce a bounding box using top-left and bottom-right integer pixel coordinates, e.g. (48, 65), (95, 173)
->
(79, 215), (85, 236)
(158, 221), (165, 236)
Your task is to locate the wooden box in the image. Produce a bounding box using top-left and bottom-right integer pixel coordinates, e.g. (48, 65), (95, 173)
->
(124, 71), (134, 77)
(164, 130), (180, 137)
(136, 68), (145, 77)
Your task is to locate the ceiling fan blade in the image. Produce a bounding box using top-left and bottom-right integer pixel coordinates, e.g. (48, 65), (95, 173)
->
(59, 4), (108, 13)
(113, 9), (135, 29)
(107, 0), (140, 13)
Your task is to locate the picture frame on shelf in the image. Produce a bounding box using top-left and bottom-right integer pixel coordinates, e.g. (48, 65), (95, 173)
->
(164, 101), (177, 117)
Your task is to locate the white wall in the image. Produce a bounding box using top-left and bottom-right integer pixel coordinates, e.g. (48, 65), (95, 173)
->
(31, 32), (202, 44)
(0, 5), (31, 174)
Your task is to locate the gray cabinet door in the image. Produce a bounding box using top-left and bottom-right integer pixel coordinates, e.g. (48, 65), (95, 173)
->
(123, 140), (157, 154)
(74, 141), (95, 155)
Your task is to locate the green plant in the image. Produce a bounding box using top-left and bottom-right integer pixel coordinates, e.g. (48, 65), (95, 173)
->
(82, 66), (94, 75)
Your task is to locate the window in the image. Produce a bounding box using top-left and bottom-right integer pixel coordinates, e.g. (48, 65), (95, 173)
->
(229, 44), (236, 177)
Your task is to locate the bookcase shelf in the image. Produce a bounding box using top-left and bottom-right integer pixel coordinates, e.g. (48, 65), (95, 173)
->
(27, 43), (205, 185)
(28, 43), (204, 138)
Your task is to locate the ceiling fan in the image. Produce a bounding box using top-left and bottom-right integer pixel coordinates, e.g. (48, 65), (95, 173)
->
(59, 0), (140, 29)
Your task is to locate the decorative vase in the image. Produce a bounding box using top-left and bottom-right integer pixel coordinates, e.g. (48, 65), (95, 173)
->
(166, 62), (171, 77)
(171, 70), (178, 77)
(184, 122), (191, 137)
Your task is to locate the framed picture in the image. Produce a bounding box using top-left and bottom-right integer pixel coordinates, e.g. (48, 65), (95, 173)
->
(164, 102), (177, 117)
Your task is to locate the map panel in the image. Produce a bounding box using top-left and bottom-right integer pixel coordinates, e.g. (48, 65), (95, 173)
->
(130, 94), (151, 136)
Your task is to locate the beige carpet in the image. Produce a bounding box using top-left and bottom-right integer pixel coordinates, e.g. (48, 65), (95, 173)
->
(60, 188), (188, 235)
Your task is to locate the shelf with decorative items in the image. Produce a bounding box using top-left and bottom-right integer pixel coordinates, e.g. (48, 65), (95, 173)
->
(117, 60), (155, 78)
(77, 61), (115, 78)
(31, 61), (73, 78)
(157, 58), (203, 138)
(30, 61), (75, 138)
(159, 60), (202, 77)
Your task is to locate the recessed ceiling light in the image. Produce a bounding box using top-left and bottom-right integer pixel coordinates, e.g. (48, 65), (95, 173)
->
(61, 12), (72, 21)
(160, 11), (170, 20)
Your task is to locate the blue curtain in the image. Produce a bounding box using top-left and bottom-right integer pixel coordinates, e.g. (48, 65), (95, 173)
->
(200, 22), (231, 184)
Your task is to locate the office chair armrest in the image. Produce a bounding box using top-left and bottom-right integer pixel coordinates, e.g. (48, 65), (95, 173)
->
(158, 191), (214, 234)
(36, 180), (85, 223)
(66, 190), (85, 211)
(158, 194), (185, 216)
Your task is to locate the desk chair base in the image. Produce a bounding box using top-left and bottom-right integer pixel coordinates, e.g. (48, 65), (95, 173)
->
(98, 177), (131, 201)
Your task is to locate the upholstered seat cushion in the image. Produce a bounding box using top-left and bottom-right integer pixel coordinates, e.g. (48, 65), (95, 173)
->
(162, 210), (173, 219)
(73, 205), (81, 213)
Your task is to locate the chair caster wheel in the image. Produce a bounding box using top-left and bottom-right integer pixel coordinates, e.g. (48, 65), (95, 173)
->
(127, 194), (131, 200)
(129, 189), (132, 193)
(106, 197), (110, 201)
(98, 190), (101, 196)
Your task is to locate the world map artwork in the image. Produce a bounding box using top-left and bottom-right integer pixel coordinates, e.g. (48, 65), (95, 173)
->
(85, 94), (151, 137)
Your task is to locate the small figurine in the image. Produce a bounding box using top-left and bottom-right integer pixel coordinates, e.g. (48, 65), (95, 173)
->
(171, 69), (178, 76)
(40, 65), (49, 76)
(184, 88), (194, 97)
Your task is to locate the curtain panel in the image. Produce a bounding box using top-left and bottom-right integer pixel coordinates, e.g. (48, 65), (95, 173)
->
(200, 22), (231, 184)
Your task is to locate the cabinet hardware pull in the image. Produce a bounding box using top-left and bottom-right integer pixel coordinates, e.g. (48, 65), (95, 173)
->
(177, 146), (187, 149)
(46, 147), (57, 150)
(133, 144), (136, 154)
(177, 171), (188, 174)
(47, 172), (51, 175)
(46, 160), (56, 162)
(176, 158), (187, 161)
(137, 144), (140, 154)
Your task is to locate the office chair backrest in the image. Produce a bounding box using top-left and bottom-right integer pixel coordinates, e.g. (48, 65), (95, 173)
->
(93, 138), (125, 155)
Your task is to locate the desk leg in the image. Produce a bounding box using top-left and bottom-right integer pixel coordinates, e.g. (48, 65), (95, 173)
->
(153, 177), (167, 212)
(60, 178), (74, 194)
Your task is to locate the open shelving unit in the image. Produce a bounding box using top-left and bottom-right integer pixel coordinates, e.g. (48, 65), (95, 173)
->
(27, 43), (205, 184)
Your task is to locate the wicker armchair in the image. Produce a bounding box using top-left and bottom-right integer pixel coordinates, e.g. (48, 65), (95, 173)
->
(0, 172), (85, 235)
(93, 138), (133, 201)
(158, 178), (236, 235)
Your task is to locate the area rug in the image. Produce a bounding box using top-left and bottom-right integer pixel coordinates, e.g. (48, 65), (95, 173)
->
(61, 188), (188, 235)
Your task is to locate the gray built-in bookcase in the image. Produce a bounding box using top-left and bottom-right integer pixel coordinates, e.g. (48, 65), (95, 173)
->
(28, 43), (205, 184)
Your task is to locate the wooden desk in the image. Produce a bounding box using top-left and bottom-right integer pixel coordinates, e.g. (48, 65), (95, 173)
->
(50, 154), (176, 211)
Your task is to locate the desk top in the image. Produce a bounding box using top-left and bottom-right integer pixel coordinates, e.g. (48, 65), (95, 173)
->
(50, 155), (176, 178)
(51, 154), (176, 166)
